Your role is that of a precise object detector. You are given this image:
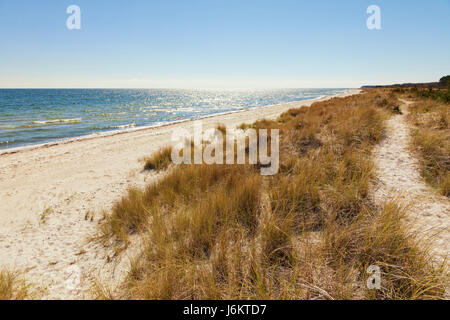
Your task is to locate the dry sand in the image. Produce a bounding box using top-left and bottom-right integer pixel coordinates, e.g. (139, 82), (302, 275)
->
(372, 99), (450, 266)
(0, 90), (359, 299)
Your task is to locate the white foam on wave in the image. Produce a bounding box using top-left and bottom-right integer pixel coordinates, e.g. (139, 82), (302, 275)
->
(109, 123), (136, 129)
(31, 118), (83, 125)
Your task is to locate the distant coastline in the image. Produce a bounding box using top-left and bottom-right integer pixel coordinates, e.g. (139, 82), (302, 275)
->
(361, 75), (450, 89)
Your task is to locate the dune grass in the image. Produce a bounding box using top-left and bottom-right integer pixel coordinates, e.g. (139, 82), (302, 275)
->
(143, 146), (173, 172)
(99, 89), (447, 299)
(0, 270), (29, 300)
(407, 98), (449, 196)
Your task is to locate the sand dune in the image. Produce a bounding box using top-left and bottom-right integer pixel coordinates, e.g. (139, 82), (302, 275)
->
(0, 90), (359, 299)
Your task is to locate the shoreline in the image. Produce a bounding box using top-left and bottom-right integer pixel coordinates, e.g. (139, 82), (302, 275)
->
(0, 88), (360, 227)
(0, 91), (353, 156)
(0, 88), (359, 299)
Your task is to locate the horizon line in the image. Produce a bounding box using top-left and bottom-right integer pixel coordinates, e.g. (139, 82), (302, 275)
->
(0, 87), (355, 90)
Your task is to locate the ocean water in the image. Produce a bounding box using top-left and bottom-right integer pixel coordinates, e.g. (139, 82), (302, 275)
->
(0, 88), (347, 151)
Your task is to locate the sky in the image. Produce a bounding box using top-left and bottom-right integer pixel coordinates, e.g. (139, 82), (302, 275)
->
(0, 0), (449, 89)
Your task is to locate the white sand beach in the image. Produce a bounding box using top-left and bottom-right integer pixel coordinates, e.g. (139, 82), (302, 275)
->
(0, 89), (359, 299)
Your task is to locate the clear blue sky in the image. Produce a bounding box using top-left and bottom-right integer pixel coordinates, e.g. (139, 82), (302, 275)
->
(0, 0), (449, 88)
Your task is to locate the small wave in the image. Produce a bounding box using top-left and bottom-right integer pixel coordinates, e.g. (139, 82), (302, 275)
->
(176, 107), (195, 112)
(149, 108), (169, 112)
(109, 123), (136, 129)
(0, 125), (15, 129)
(140, 105), (162, 110)
(30, 118), (83, 125)
(0, 140), (9, 145)
(102, 112), (127, 116)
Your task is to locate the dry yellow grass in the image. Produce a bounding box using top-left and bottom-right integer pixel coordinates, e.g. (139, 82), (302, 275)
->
(143, 146), (173, 172)
(0, 270), (29, 300)
(407, 97), (450, 196)
(99, 89), (447, 299)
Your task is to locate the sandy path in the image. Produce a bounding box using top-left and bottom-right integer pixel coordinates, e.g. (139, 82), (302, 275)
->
(372, 99), (450, 265)
(0, 90), (359, 299)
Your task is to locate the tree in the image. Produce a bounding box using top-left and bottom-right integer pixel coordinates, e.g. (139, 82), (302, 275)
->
(439, 75), (450, 87)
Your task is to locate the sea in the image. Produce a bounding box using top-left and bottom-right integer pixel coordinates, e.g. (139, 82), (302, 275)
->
(0, 88), (348, 151)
